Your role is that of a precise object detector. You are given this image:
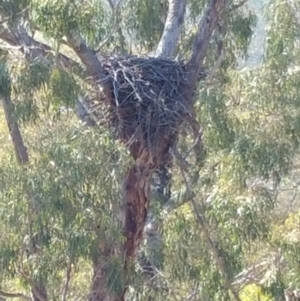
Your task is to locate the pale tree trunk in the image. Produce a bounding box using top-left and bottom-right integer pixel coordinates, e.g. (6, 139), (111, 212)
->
(155, 0), (187, 58)
(1, 95), (48, 301)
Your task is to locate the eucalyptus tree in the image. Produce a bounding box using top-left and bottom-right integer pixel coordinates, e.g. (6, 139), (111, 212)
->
(1, 1), (300, 301)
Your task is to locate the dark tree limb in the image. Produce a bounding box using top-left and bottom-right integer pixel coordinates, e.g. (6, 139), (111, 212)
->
(66, 32), (103, 79)
(186, 0), (228, 97)
(2, 95), (29, 165)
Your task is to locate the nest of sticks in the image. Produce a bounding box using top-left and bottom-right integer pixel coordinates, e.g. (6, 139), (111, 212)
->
(89, 55), (205, 163)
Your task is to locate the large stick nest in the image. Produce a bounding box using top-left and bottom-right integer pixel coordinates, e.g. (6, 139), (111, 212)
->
(90, 56), (205, 163)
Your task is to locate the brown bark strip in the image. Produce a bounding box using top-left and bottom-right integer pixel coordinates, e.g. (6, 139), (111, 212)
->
(122, 164), (151, 259)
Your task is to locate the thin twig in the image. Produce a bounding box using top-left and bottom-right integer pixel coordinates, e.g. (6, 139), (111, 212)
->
(62, 261), (73, 301)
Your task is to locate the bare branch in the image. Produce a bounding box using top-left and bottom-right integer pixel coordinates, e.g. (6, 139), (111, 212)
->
(155, 0), (187, 58)
(186, 0), (228, 93)
(65, 31), (112, 100)
(0, 290), (31, 301)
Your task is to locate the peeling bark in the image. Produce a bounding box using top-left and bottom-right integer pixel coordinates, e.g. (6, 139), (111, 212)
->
(155, 0), (187, 58)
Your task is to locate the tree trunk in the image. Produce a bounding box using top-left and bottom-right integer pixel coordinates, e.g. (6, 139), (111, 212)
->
(155, 0), (187, 58)
(186, 0), (228, 94)
(1, 95), (48, 301)
(88, 159), (154, 301)
(2, 96), (29, 165)
(122, 163), (152, 260)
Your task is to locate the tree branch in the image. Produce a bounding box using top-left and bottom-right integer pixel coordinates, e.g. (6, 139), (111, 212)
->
(62, 261), (72, 301)
(19, 271), (48, 301)
(179, 166), (242, 301)
(65, 31), (111, 100)
(205, 49), (225, 82)
(3, 93), (48, 301)
(186, 0), (228, 93)
(2, 95), (29, 165)
(66, 32), (104, 80)
(0, 290), (31, 301)
(0, 26), (82, 72)
(155, 0), (187, 58)
(0, 26), (102, 125)
(230, 0), (248, 11)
